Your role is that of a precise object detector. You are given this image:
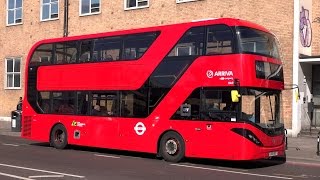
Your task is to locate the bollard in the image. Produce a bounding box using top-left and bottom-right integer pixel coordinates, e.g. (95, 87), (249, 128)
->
(285, 129), (288, 150)
(317, 132), (320, 156)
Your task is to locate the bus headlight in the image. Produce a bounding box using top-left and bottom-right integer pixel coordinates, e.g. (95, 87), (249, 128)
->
(231, 128), (263, 146)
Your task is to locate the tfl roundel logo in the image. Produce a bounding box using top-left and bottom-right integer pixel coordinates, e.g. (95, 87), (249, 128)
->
(134, 122), (146, 136)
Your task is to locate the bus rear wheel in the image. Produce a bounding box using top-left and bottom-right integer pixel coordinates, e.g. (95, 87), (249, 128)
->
(160, 131), (185, 162)
(50, 124), (68, 149)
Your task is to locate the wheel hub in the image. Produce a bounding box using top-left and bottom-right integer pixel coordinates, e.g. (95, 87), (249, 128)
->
(165, 139), (178, 155)
(55, 130), (65, 144)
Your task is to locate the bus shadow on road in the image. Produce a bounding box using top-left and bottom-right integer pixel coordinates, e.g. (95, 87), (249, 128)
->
(184, 157), (286, 169)
(30, 142), (286, 169)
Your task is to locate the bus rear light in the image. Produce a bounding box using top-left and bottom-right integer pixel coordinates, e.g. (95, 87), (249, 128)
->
(231, 128), (263, 146)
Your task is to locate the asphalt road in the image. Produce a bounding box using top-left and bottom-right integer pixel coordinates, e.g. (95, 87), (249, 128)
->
(0, 135), (320, 180)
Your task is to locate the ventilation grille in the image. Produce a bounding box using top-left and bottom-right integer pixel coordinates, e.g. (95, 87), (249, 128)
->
(22, 116), (32, 137)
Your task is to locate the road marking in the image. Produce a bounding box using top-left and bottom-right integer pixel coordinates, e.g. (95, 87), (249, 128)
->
(2, 143), (19, 147)
(286, 160), (320, 167)
(274, 173), (308, 178)
(287, 156), (320, 162)
(0, 172), (33, 180)
(94, 154), (121, 159)
(0, 163), (85, 178)
(170, 164), (292, 179)
(29, 175), (64, 178)
(182, 163), (248, 172)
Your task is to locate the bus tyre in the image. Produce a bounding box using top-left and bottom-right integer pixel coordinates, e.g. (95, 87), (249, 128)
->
(160, 132), (185, 163)
(50, 124), (68, 149)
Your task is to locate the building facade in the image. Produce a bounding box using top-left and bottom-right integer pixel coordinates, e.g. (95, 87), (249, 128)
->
(0, 0), (317, 137)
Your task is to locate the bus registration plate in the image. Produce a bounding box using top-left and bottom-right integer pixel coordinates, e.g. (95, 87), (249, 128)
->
(269, 151), (278, 157)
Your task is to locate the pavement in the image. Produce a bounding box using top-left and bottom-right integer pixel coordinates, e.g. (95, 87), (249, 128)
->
(1, 120), (320, 164)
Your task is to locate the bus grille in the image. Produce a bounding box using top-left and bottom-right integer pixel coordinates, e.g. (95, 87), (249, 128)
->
(22, 116), (32, 137)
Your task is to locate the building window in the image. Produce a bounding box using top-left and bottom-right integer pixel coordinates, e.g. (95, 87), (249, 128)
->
(5, 57), (21, 89)
(41, 0), (59, 21)
(7, 0), (22, 26)
(176, 0), (198, 3)
(124, 0), (149, 10)
(80, 0), (100, 16)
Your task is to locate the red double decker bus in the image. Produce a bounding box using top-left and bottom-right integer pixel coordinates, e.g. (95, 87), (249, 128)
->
(22, 18), (285, 162)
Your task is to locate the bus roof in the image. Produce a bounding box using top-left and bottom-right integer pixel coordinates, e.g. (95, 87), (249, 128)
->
(32, 18), (270, 46)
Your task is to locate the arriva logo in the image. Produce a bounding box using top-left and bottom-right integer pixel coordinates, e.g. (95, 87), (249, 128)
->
(214, 71), (233, 77)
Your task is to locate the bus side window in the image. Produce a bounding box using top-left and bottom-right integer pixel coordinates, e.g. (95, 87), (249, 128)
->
(168, 26), (205, 57)
(79, 40), (93, 63)
(54, 42), (78, 64)
(94, 37), (122, 62)
(206, 25), (234, 55)
(171, 89), (200, 120)
(123, 32), (159, 60)
(30, 44), (54, 66)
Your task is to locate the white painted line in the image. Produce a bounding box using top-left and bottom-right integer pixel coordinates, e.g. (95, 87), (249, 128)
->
(0, 172), (33, 180)
(29, 175), (64, 178)
(170, 164), (292, 179)
(273, 173), (308, 178)
(286, 160), (320, 167)
(2, 143), (19, 147)
(182, 162), (248, 172)
(0, 163), (85, 178)
(94, 154), (121, 159)
(287, 156), (320, 162)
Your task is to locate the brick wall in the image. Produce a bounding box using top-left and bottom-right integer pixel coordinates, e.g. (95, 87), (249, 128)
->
(0, 0), (295, 128)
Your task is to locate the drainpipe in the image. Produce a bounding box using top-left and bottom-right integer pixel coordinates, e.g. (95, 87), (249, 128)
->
(63, 0), (69, 37)
(289, 0), (301, 137)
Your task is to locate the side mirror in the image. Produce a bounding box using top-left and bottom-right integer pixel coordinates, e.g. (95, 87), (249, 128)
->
(231, 90), (241, 102)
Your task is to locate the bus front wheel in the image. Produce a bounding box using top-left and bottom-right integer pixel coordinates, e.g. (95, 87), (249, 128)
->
(50, 124), (68, 149)
(160, 131), (185, 162)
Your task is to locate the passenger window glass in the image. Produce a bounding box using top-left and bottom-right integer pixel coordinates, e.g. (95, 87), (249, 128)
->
(91, 92), (118, 116)
(168, 27), (205, 57)
(121, 90), (148, 118)
(171, 89), (200, 120)
(77, 92), (89, 115)
(38, 91), (50, 113)
(55, 41), (78, 64)
(93, 37), (121, 61)
(206, 25), (234, 55)
(123, 32), (159, 60)
(52, 92), (76, 115)
(79, 40), (93, 63)
(30, 44), (53, 66)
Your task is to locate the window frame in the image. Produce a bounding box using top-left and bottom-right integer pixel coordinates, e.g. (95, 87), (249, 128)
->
(6, 0), (23, 26)
(5, 57), (22, 90)
(40, 0), (59, 22)
(176, 0), (198, 4)
(124, 0), (149, 11)
(79, 0), (101, 16)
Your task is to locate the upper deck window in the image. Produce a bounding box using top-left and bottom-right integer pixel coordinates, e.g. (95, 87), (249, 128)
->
(206, 25), (235, 55)
(7, 0), (22, 26)
(30, 32), (159, 66)
(41, 0), (59, 21)
(168, 27), (205, 57)
(236, 27), (280, 60)
(80, 0), (100, 16)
